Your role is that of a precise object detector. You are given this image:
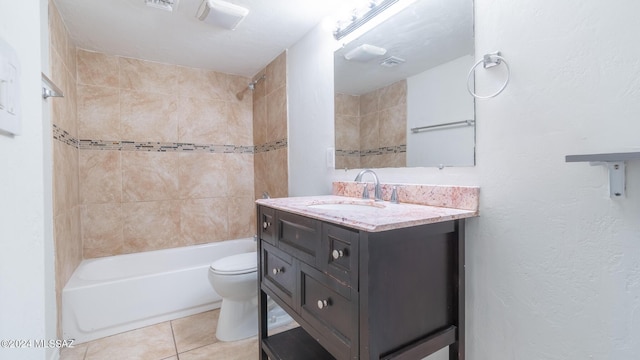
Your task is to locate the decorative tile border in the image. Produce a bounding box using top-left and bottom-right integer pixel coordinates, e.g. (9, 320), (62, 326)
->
(52, 124), (79, 148)
(52, 124), (287, 154)
(333, 181), (480, 211)
(336, 144), (406, 157)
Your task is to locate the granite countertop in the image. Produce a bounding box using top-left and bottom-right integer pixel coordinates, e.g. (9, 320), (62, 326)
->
(256, 195), (478, 232)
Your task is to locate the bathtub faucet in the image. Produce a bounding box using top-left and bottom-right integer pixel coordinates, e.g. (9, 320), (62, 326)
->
(354, 169), (382, 201)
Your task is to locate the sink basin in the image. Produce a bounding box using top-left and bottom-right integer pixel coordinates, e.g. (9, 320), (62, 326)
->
(306, 202), (385, 212)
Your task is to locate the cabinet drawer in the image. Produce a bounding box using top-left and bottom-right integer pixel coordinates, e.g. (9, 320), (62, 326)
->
(259, 206), (276, 245)
(277, 211), (321, 266)
(300, 264), (356, 360)
(261, 243), (295, 308)
(322, 224), (358, 287)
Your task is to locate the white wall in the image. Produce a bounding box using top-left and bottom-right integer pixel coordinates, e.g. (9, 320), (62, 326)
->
(0, 1), (55, 360)
(407, 55), (475, 167)
(289, 0), (640, 358)
(287, 25), (335, 196)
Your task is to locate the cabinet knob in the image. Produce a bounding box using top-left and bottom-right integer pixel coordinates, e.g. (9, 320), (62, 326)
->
(332, 249), (344, 260)
(272, 267), (283, 275)
(263, 221), (271, 229)
(317, 299), (330, 310)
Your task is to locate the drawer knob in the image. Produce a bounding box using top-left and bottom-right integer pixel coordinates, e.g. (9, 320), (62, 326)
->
(317, 299), (330, 309)
(272, 267), (283, 275)
(332, 249), (344, 260)
(263, 221), (271, 229)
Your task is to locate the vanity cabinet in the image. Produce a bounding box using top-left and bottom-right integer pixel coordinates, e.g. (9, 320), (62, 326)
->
(257, 205), (465, 360)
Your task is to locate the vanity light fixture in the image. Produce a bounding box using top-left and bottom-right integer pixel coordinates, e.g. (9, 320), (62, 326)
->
(196, 0), (249, 30)
(334, 0), (399, 40)
(344, 44), (387, 62)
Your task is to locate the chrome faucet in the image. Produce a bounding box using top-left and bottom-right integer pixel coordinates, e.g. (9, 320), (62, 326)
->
(354, 169), (383, 201)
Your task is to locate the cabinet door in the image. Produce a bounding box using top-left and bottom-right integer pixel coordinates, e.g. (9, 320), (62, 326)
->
(300, 263), (358, 360)
(261, 242), (296, 310)
(321, 224), (359, 288)
(259, 206), (277, 245)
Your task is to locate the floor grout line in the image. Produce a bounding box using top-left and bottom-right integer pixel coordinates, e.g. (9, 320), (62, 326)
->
(169, 319), (179, 359)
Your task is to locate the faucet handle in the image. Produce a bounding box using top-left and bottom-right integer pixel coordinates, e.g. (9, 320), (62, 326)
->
(390, 186), (399, 204)
(362, 184), (370, 199)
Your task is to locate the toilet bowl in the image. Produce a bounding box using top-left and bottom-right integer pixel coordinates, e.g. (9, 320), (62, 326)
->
(208, 252), (291, 342)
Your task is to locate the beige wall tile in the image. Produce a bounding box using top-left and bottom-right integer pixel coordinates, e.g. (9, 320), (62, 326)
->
(360, 90), (378, 116)
(180, 198), (229, 244)
(50, 49), (69, 130)
(225, 153), (254, 197)
(179, 153), (228, 199)
(84, 322), (176, 360)
(378, 79), (407, 109)
(123, 200), (182, 253)
(120, 90), (178, 142)
(54, 207), (82, 290)
(79, 150), (121, 204)
(360, 112), (379, 151)
(378, 105), (407, 147)
(77, 85), (120, 140)
(266, 86), (287, 142)
(77, 49), (119, 87)
(122, 152), (180, 202)
(177, 97), (228, 144)
(253, 151), (268, 200)
(81, 203), (123, 257)
(48, 0), (67, 62)
(227, 101), (253, 146)
(53, 142), (78, 216)
(177, 66), (228, 101)
(335, 93), (360, 117)
(252, 96), (267, 145)
(266, 51), (286, 96)
(335, 155), (360, 170)
(267, 149), (288, 198)
(65, 34), (77, 81)
(228, 197), (256, 239)
(335, 114), (359, 150)
(64, 68), (78, 137)
(119, 57), (177, 95)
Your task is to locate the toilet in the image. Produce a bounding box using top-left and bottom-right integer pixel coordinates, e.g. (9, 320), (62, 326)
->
(208, 252), (292, 342)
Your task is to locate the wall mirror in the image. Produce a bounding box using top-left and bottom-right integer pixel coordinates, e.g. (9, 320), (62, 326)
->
(334, 0), (475, 169)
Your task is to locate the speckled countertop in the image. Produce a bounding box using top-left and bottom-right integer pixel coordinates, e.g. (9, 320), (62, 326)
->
(256, 195), (478, 232)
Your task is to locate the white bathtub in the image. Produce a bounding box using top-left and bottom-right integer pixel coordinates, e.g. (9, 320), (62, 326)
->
(62, 238), (256, 344)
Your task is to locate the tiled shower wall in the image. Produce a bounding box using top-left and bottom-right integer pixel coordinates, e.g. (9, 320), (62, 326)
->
(49, 0), (81, 338)
(76, 49), (256, 258)
(334, 80), (407, 169)
(253, 52), (288, 199)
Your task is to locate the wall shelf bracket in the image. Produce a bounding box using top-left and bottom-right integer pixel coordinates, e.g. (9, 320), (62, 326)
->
(566, 152), (640, 198)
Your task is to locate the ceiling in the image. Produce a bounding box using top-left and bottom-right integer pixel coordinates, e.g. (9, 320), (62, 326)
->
(53, 0), (352, 77)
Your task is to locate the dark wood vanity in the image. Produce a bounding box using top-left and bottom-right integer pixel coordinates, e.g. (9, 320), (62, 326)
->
(257, 203), (466, 360)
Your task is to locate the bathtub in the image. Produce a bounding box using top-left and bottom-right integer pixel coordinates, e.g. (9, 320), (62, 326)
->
(62, 238), (256, 344)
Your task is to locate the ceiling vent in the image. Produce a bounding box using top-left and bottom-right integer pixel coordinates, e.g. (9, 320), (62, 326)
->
(380, 56), (406, 67)
(145, 0), (179, 11)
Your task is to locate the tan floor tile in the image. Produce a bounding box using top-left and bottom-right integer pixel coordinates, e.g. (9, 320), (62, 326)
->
(178, 336), (258, 360)
(171, 310), (219, 354)
(84, 322), (176, 360)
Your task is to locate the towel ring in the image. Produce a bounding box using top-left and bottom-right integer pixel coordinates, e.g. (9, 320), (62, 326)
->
(467, 52), (510, 99)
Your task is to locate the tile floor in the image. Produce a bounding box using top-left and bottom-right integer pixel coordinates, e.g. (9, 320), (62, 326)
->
(60, 309), (298, 360)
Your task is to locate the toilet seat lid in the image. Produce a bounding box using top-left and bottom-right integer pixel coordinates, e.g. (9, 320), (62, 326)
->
(210, 252), (257, 275)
